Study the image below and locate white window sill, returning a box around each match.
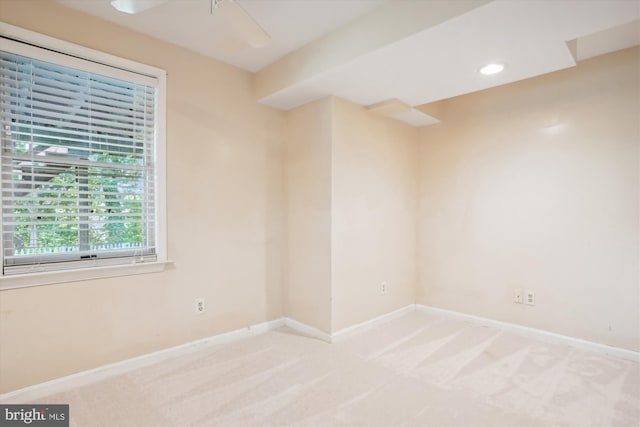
[0,261,173,291]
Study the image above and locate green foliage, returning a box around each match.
[12,152,146,255]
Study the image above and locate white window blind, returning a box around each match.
[0,42,159,275]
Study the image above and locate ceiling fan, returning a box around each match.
[110,0,271,48]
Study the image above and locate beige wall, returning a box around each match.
[0,0,286,393]
[284,98,333,333]
[331,98,417,331]
[284,97,417,333]
[417,47,640,351]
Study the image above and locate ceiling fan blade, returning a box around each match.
[215,0,271,49]
[110,0,168,14]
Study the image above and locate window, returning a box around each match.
[0,24,166,286]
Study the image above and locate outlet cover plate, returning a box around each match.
[514,289,523,304]
[195,298,206,314]
[525,290,535,306]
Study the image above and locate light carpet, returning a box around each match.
[13,311,640,426]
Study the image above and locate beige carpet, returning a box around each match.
[16,311,640,426]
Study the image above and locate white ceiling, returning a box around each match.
[57,0,387,72]
[58,0,640,127]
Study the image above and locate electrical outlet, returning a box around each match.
[525,290,535,306]
[514,288,523,304]
[195,298,205,314]
[380,281,388,295]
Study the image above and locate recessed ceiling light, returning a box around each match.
[479,63,505,75]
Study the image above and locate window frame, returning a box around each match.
[0,22,168,290]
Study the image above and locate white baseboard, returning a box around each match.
[282,305,417,343]
[331,304,416,341]
[416,304,639,362]
[0,317,285,403]
[3,305,637,402]
[283,317,332,343]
